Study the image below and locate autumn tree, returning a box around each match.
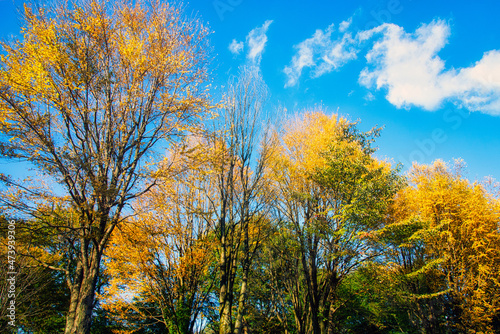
[101,141,218,334]
[268,111,401,334]
[99,67,272,334]
[330,260,451,333]
[384,160,500,333]
[199,68,274,334]
[0,0,211,333]
[376,183,453,333]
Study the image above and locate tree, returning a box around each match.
[242,223,299,334]
[385,160,500,333]
[267,111,401,334]
[212,68,274,334]
[0,0,211,332]
[331,262,452,334]
[101,142,218,334]
[376,183,453,333]
[179,67,273,334]
[101,67,272,334]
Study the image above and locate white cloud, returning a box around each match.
[359,20,451,110]
[246,20,273,65]
[453,50,500,114]
[283,16,500,114]
[284,24,358,87]
[229,39,244,55]
[359,20,500,114]
[229,21,273,66]
[339,17,352,33]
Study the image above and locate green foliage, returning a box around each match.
[333,263,456,334]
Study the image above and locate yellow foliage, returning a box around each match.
[271,111,346,179]
[392,160,500,332]
[0,0,212,167]
[102,142,219,326]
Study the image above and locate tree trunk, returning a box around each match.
[301,237,321,334]
[326,276,340,334]
[64,249,101,334]
[233,266,248,334]
[325,297,337,334]
[219,239,232,334]
[234,220,250,334]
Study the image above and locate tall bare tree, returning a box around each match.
[206,67,274,334]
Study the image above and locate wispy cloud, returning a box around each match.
[228,20,273,66]
[339,18,352,33]
[284,17,500,114]
[364,92,375,102]
[247,20,273,65]
[284,24,358,87]
[359,20,500,114]
[229,39,244,55]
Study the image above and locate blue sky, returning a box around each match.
[1,0,500,182]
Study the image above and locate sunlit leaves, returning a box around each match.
[102,141,218,333]
[386,160,500,332]
[266,110,401,333]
